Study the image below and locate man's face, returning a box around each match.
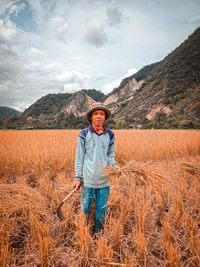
[91,109,106,126]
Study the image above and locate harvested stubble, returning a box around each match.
[0,184,53,266]
[105,160,200,267]
[0,129,200,266]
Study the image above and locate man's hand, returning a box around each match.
[72,180,81,191]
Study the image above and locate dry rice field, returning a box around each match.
[0,129,200,267]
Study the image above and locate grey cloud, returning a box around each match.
[0,44,19,82]
[0,22,86,111]
[92,74,104,81]
[0,43,18,58]
[0,0,15,15]
[1,0,199,111]
[0,67,64,111]
[191,18,200,26]
[84,26,108,47]
[106,7,123,27]
[0,36,63,110]
[0,18,89,111]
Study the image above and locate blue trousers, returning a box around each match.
[81,187,110,233]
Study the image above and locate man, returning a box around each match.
[73,102,118,234]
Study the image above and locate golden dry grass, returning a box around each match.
[0,129,200,266]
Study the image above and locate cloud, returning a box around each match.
[27,0,50,28]
[30,47,43,55]
[0,57,65,111]
[104,68,137,93]
[0,43,17,58]
[0,7,91,111]
[0,0,15,15]
[48,16,68,42]
[57,70,90,92]
[24,61,63,75]
[0,19,18,42]
[104,79,121,94]
[8,2,26,17]
[57,70,90,82]
[1,0,200,112]
[63,83,83,93]
[84,25,108,47]
[92,73,104,81]
[0,20,67,110]
[126,68,138,76]
[106,7,123,27]
[191,17,200,26]
[0,18,23,82]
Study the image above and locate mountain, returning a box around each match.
[81,89,106,102]
[5,90,104,129]
[2,28,200,129]
[104,62,160,106]
[0,106,20,117]
[20,93,72,119]
[0,106,21,128]
[109,27,200,129]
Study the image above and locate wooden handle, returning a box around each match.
[62,187,77,203]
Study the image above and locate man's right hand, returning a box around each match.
[72,180,81,191]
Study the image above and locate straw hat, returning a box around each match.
[86,102,111,122]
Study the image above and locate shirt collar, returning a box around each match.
[89,125,108,135]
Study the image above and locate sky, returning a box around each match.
[0,0,200,111]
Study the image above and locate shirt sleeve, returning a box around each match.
[107,135,117,166]
[75,134,85,181]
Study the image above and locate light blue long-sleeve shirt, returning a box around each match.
[75,126,117,188]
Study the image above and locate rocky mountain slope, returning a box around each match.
[1,28,200,129]
[109,27,200,129]
[4,90,105,129]
[1,61,162,129]
[104,62,160,106]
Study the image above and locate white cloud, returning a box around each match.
[127,68,138,76]
[56,70,91,93]
[46,62,64,71]
[30,47,43,55]
[0,12,92,111]
[104,68,138,93]
[0,0,15,15]
[1,0,200,112]
[63,83,83,93]
[48,16,68,42]
[104,78,121,93]
[0,19,18,42]
[8,2,26,16]
[57,70,90,84]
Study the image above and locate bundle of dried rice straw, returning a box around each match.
[180,162,200,176]
[0,184,47,216]
[104,160,169,189]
